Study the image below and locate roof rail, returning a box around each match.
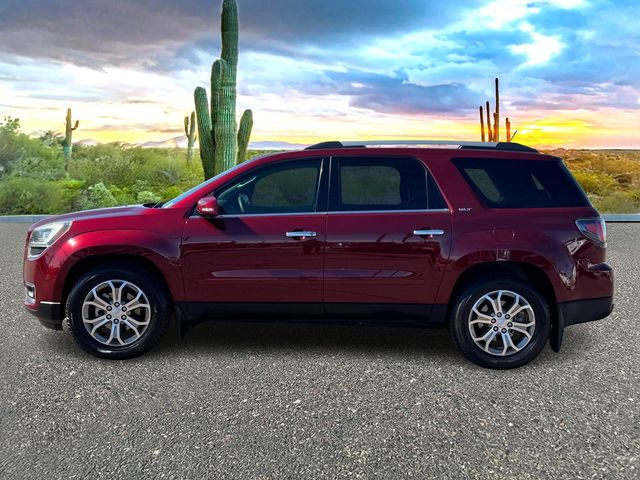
[305,140,538,153]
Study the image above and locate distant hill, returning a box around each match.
[140,136,187,149]
[76,139,99,146]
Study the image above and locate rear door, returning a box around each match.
[324,155,452,313]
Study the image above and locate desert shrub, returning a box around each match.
[104,185,136,206]
[137,190,162,204]
[56,179,85,212]
[158,185,184,202]
[0,117,66,180]
[75,182,118,211]
[572,171,618,196]
[69,145,204,191]
[0,176,62,214]
[10,152,66,181]
[589,155,640,182]
[69,144,133,187]
[594,191,640,213]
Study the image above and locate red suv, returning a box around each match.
[23,141,613,368]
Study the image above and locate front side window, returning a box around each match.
[215,159,322,215]
[332,156,445,211]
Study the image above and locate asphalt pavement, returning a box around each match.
[0,223,638,479]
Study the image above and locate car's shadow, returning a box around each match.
[152,319,461,360]
[151,318,598,365]
[38,316,596,366]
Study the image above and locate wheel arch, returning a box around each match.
[60,254,174,310]
[447,261,557,324]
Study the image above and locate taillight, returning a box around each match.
[576,218,607,247]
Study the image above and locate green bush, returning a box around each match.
[57,179,85,211]
[594,191,640,214]
[0,177,62,214]
[5,122,637,216]
[573,171,618,196]
[10,152,66,181]
[137,190,162,204]
[75,182,118,211]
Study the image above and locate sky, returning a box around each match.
[0,0,639,148]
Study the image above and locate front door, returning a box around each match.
[324,155,452,315]
[181,157,327,317]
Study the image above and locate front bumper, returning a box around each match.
[550,296,613,352]
[24,302,63,330]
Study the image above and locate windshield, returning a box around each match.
[162,162,247,208]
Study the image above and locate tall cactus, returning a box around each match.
[485,101,493,142]
[194,0,253,179]
[63,108,79,169]
[237,109,253,163]
[184,111,197,164]
[478,78,513,142]
[494,78,500,142]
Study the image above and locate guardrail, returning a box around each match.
[0,215,53,223]
[602,214,640,222]
[1,213,640,223]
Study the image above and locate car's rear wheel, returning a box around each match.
[66,263,170,359]
[449,278,550,369]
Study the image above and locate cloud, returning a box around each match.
[0,0,475,67]
[0,0,639,144]
[308,70,479,115]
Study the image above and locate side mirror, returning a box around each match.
[196,196,220,217]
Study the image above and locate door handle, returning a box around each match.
[413,229,445,237]
[286,231,317,238]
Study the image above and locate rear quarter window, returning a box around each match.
[453,158,590,208]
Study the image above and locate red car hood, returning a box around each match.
[29,205,148,230]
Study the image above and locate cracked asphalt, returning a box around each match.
[0,222,638,479]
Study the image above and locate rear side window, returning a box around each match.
[341,165,402,206]
[332,156,446,211]
[453,158,590,208]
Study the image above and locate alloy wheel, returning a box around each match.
[81,279,151,347]
[467,289,536,356]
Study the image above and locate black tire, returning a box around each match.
[65,263,170,359]
[449,277,550,369]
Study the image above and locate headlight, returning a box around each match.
[28,221,72,259]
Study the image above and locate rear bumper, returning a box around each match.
[559,296,613,327]
[24,302,63,330]
[550,296,613,352]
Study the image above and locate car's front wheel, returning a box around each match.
[449,278,550,369]
[66,263,170,359]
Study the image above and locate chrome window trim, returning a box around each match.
[189,208,450,219]
[192,211,326,219]
[328,208,450,215]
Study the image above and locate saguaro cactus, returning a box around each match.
[485,101,493,142]
[237,109,253,163]
[194,0,253,179]
[478,78,513,142]
[63,108,79,168]
[494,78,500,142]
[184,112,197,164]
